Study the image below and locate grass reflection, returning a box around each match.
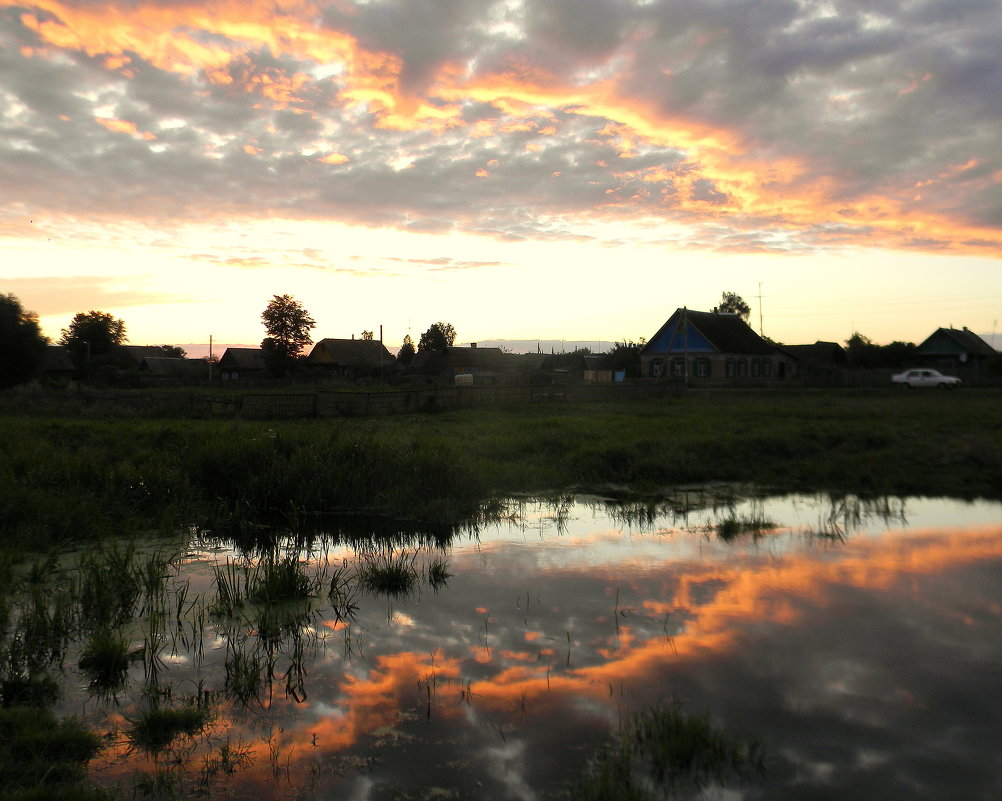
[581,701,765,800]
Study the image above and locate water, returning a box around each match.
[38,491,1002,798]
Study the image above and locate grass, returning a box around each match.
[715,514,777,542]
[357,550,419,597]
[127,698,212,753]
[2,389,1001,550]
[579,701,764,800]
[0,706,108,801]
[78,626,130,691]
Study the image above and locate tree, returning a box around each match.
[260,294,316,375]
[417,322,457,352]
[153,345,187,358]
[360,330,374,341]
[59,310,127,362]
[606,338,646,378]
[397,334,416,365]
[712,291,751,321]
[0,293,49,389]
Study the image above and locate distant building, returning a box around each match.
[916,327,996,370]
[640,308,795,384]
[308,338,394,378]
[218,347,266,381]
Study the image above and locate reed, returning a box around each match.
[579,701,764,800]
[357,550,419,597]
[127,697,212,753]
[78,626,130,691]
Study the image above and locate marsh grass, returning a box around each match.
[580,702,764,800]
[427,557,452,590]
[0,705,107,801]
[127,696,212,754]
[714,515,777,542]
[357,550,419,597]
[4,392,1002,548]
[78,626,130,691]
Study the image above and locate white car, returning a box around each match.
[891,368,961,389]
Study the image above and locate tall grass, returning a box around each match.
[579,701,764,800]
[2,390,1002,548]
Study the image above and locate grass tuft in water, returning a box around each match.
[357,550,419,597]
[127,697,212,754]
[0,705,107,800]
[249,553,313,605]
[78,626,130,691]
[715,515,776,542]
[427,557,453,590]
[579,701,764,800]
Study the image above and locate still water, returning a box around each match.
[57,490,1002,799]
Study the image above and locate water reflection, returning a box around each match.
[17,493,1001,799]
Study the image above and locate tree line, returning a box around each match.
[0,289,932,389]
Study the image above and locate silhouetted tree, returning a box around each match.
[261,294,316,375]
[59,310,127,363]
[397,334,416,365]
[153,345,187,358]
[845,332,916,368]
[606,338,646,377]
[417,322,457,352]
[0,293,49,389]
[712,291,751,321]
[360,330,374,341]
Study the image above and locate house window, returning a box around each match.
[650,359,663,378]
[694,358,711,377]
[751,359,761,377]
[737,359,748,377]
[671,358,686,377]
[725,359,735,378]
[763,359,773,377]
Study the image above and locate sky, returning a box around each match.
[2,0,1001,355]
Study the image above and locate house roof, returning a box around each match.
[917,327,996,358]
[308,338,394,368]
[219,347,266,370]
[443,345,510,370]
[642,309,775,356]
[782,341,848,364]
[139,357,208,377]
[113,345,174,367]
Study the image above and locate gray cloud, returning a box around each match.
[1,0,999,255]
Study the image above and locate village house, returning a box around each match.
[916,327,996,370]
[640,308,796,385]
[218,347,266,381]
[308,337,394,378]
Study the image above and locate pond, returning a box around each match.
[13,489,1002,799]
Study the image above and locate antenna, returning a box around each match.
[755,282,765,336]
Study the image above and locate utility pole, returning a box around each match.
[755,282,765,336]
[208,334,213,381]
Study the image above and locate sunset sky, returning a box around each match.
[2,0,1001,354]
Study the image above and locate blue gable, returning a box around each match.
[647,313,718,354]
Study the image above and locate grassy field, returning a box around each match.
[2,388,1000,549]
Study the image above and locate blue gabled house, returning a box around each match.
[640,308,795,384]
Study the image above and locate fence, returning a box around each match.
[240,381,686,418]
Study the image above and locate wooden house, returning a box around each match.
[218,347,266,381]
[916,327,996,370]
[139,357,209,383]
[640,308,795,385]
[308,338,394,378]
